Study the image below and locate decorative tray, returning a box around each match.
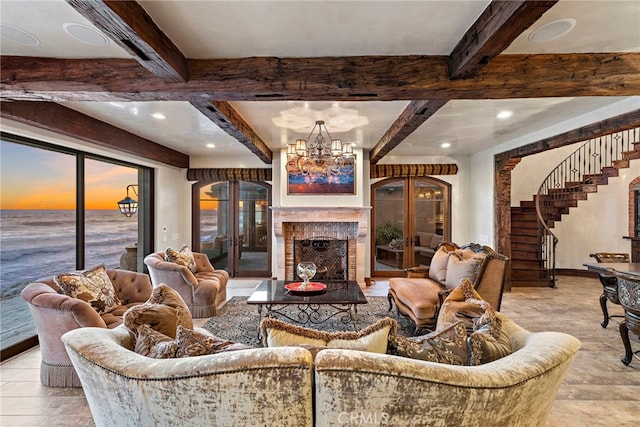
[285,282,327,294]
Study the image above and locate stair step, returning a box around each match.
[511,235,539,244]
[612,159,630,168]
[511,260,544,269]
[601,166,620,178]
[511,249,543,259]
[519,200,536,208]
[512,223,537,231]
[511,268,549,280]
[623,149,640,160]
[583,174,608,185]
[511,278,554,287]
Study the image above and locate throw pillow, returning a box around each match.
[135,325,252,359]
[389,321,468,365]
[428,246,452,283]
[55,264,121,314]
[260,317,398,354]
[444,253,483,289]
[416,232,433,247]
[468,310,512,365]
[165,244,197,273]
[134,324,178,358]
[430,233,444,249]
[147,284,194,331]
[436,278,489,333]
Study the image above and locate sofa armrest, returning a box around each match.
[144,255,198,287]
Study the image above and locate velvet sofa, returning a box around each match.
[21,268,152,387]
[61,314,580,426]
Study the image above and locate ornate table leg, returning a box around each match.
[620,320,633,366]
[600,293,610,328]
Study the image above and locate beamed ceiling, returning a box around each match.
[1,0,639,169]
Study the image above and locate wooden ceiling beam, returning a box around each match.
[2,53,638,101]
[66,0,188,82]
[0,101,189,168]
[449,0,558,79]
[190,100,273,164]
[496,109,640,164]
[369,100,448,164]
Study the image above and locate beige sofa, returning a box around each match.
[62,314,580,427]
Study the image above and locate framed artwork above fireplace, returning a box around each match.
[287,157,356,195]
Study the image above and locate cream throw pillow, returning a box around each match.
[429,246,452,282]
[444,253,483,289]
[260,317,397,354]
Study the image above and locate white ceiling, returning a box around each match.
[1,0,639,159]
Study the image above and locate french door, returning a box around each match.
[371,177,451,277]
[194,181,271,278]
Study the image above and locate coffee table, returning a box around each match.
[247,280,368,331]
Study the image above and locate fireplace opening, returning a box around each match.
[294,238,348,281]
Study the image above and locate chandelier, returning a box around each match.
[286,120,354,176]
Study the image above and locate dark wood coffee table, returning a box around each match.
[247,280,368,331]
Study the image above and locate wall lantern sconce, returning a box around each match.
[117,184,138,217]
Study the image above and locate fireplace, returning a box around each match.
[272,207,370,286]
[294,238,348,281]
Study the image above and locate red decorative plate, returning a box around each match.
[285,282,327,293]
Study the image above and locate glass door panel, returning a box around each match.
[199,182,230,271]
[372,179,406,276]
[411,179,449,268]
[236,182,270,276]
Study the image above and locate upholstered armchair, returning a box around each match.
[21,269,152,387]
[388,242,509,333]
[144,251,228,318]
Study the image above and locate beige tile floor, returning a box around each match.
[1,276,638,426]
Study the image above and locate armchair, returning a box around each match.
[20,268,152,387]
[144,251,228,318]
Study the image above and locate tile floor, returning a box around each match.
[1,276,638,426]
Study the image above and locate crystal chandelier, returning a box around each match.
[286,120,354,176]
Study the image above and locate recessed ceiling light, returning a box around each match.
[206,143,215,149]
[151,112,166,120]
[528,18,576,43]
[497,110,513,120]
[440,142,451,148]
[62,23,109,46]
[0,24,40,46]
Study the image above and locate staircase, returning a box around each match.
[510,127,640,287]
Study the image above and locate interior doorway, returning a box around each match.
[371,177,451,277]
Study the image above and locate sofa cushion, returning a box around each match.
[260,317,397,354]
[416,232,434,247]
[428,246,452,282]
[389,321,468,365]
[55,264,122,314]
[430,233,444,249]
[165,244,197,273]
[123,285,193,339]
[444,253,483,289]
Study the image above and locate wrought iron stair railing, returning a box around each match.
[535,127,640,286]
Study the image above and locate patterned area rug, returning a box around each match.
[202,296,416,347]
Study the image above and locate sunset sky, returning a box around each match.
[1,140,138,210]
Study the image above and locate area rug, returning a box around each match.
[202,296,416,347]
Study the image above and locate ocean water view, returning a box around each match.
[1,209,138,297]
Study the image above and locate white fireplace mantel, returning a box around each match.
[271,207,371,286]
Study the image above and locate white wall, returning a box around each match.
[469,97,640,253]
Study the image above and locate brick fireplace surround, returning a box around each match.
[271,207,370,286]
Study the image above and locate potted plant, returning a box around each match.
[375,221,403,246]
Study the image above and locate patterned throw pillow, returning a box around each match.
[55,264,121,314]
[389,321,468,365]
[134,325,251,359]
[123,284,193,339]
[260,317,398,354]
[165,244,197,273]
[468,310,512,365]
